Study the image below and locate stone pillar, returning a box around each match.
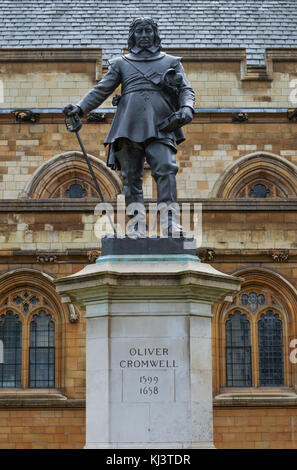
[55,253,241,449]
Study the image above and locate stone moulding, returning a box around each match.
[55,257,243,309]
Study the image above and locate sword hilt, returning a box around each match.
[63,105,83,132]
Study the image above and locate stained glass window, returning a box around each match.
[258,310,284,386]
[0,311,22,387]
[29,310,55,388]
[226,310,252,387]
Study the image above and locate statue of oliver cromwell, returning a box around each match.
[64,17,195,237]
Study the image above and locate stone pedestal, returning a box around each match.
[55,253,241,449]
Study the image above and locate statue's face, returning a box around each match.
[133,22,155,49]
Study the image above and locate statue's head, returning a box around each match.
[128,17,161,52]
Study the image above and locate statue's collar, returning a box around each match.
[124,51,166,62]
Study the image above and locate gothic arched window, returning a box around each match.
[29,310,55,388]
[0,285,59,389]
[0,311,22,387]
[226,311,252,387]
[258,310,284,386]
[215,273,290,392]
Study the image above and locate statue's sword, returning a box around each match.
[63,110,117,236]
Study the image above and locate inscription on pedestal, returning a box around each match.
[112,343,180,404]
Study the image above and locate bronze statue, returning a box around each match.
[64,17,195,237]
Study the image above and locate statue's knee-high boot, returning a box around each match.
[116,142,146,237]
[145,141,185,237]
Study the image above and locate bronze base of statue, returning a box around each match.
[101,235,196,256]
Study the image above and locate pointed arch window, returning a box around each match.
[29,310,55,388]
[258,310,284,386]
[0,286,59,389]
[219,283,289,390]
[0,311,22,387]
[226,311,252,387]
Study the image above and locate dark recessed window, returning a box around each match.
[250,184,270,198]
[0,311,22,388]
[258,310,284,386]
[65,183,87,198]
[226,310,252,387]
[29,310,55,388]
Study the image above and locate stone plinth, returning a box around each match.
[55,253,242,449]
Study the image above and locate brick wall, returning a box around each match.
[214,407,297,449]
[2,406,297,449]
[1,60,296,110]
[0,408,85,449]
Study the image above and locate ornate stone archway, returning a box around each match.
[211,152,297,198]
[20,151,123,199]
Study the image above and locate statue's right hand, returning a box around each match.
[62,104,83,117]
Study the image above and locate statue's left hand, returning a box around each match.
[177,106,194,126]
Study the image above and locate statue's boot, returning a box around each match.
[146,141,186,237]
[115,139,146,238]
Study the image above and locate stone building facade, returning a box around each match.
[0,0,297,449]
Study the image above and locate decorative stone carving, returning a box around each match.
[241,292,265,313]
[86,112,106,123]
[232,112,248,122]
[197,248,215,262]
[271,251,289,262]
[68,303,80,323]
[12,109,40,123]
[87,250,101,263]
[37,254,57,263]
[287,108,297,121]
